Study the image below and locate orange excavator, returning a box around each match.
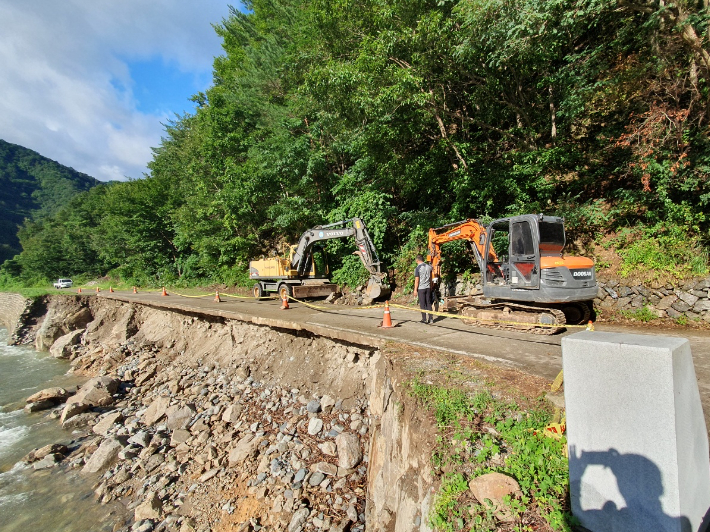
[427,214,596,333]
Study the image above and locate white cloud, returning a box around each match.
[0,0,232,181]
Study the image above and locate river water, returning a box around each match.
[0,327,123,531]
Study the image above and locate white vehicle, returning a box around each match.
[53,278,73,289]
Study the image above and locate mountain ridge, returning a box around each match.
[0,138,99,263]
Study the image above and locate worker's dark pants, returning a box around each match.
[418,288,432,322]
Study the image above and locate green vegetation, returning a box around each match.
[3,0,710,289]
[0,139,99,265]
[408,380,572,531]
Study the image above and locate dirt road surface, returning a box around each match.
[91,289,710,433]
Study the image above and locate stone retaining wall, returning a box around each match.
[0,292,32,340]
[446,274,710,323]
[595,277,710,322]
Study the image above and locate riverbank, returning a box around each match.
[1,293,567,531]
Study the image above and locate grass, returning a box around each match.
[407,380,574,532]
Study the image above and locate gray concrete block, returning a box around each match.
[562,331,710,532]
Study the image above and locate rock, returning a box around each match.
[666,307,683,319]
[24,443,68,463]
[656,294,678,310]
[25,400,55,413]
[308,418,323,436]
[693,300,710,313]
[143,395,171,426]
[671,300,692,313]
[309,471,325,486]
[170,429,191,446]
[62,412,99,429]
[335,433,362,469]
[64,307,93,330]
[128,430,152,448]
[469,472,523,522]
[26,387,71,404]
[134,366,157,386]
[134,492,162,521]
[166,404,195,430]
[60,400,90,424]
[320,395,336,413]
[35,310,65,351]
[72,376,119,408]
[346,505,358,522]
[306,399,322,413]
[314,462,338,476]
[199,468,220,482]
[49,329,84,359]
[82,437,124,474]
[93,411,124,436]
[318,442,337,456]
[221,404,243,424]
[33,453,62,469]
[228,434,260,466]
[288,507,310,532]
[677,291,699,307]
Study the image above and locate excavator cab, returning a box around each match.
[484,215,542,290]
[482,214,596,307]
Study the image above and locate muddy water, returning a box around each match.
[0,328,122,531]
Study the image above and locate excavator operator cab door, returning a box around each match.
[483,215,540,295]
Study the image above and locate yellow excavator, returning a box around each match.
[428,214,597,333]
[250,218,389,300]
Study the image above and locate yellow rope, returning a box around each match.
[112,286,595,330]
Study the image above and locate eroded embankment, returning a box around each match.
[8,295,442,532]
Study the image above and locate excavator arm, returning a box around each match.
[291,218,388,298]
[427,219,498,284]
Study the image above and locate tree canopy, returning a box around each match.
[4,0,710,286]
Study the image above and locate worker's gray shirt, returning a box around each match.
[414,262,432,290]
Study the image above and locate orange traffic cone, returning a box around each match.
[214,290,221,302]
[77,287,82,294]
[133,286,137,294]
[280,292,290,310]
[162,286,168,296]
[586,320,594,331]
[109,286,114,293]
[96,287,100,293]
[379,301,394,328]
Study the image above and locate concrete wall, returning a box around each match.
[0,292,32,338]
[563,331,710,532]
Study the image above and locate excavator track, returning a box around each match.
[457,301,567,335]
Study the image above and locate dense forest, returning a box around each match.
[3,0,710,289]
[0,139,99,266]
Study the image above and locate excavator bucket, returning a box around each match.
[365,277,390,300]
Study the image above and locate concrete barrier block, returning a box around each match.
[562,331,710,532]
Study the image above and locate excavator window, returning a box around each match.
[539,221,565,253]
[487,226,510,284]
[511,221,534,256]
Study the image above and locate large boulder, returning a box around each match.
[63,307,93,330]
[82,437,124,474]
[35,309,65,352]
[469,472,523,522]
[335,432,362,469]
[26,387,71,404]
[49,329,84,359]
[143,395,171,426]
[166,404,195,430]
[228,434,261,466]
[93,411,124,436]
[59,376,119,423]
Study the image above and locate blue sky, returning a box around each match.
[0,1,237,181]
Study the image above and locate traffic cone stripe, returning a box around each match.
[214,290,221,302]
[162,287,168,296]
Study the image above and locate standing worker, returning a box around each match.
[413,254,433,324]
